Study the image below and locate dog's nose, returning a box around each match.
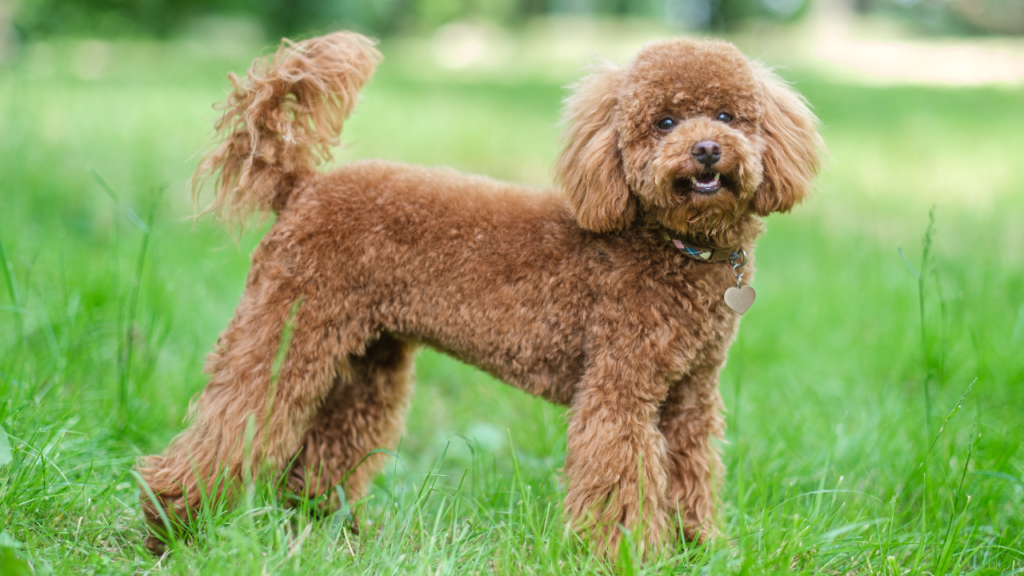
[691,140,722,168]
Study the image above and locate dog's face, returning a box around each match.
[556,39,823,240]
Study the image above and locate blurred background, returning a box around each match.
[1,0,1022,572]
[6,0,1024,38]
[3,0,1024,81]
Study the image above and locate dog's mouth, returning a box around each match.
[673,172,722,195]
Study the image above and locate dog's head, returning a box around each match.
[556,39,824,239]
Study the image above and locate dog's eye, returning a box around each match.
[716,112,734,123]
[656,117,676,131]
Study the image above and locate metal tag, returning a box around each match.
[724,285,756,315]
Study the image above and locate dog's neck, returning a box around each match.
[638,212,764,254]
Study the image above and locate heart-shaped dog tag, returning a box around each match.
[724,285,756,315]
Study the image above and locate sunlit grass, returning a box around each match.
[0,37,1022,574]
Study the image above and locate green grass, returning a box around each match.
[1,36,1023,575]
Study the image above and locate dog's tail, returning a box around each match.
[192,32,381,222]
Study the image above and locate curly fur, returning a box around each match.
[139,31,824,556]
[192,32,381,221]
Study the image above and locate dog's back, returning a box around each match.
[269,159,592,403]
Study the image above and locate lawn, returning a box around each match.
[0,35,1022,575]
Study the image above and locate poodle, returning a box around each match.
[138,30,823,555]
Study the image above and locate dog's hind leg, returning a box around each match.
[285,333,416,513]
[136,260,352,550]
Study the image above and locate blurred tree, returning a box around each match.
[858,0,1023,34]
[666,0,808,29]
[259,0,407,37]
[949,0,1024,34]
[12,0,243,38]
[1,0,15,61]
[10,0,815,39]
[719,0,808,27]
[519,0,550,16]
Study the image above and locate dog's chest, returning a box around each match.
[654,264,741,379]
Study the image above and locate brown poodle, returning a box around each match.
[138,31,823,554]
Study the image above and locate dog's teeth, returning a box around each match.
[714,173,720,182]
[691,177,698,185]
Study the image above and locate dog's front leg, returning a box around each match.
[563,363,671,556]
[659,361,725,543]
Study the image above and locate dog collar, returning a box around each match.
[661,230,756,314]
[660,231,741,263]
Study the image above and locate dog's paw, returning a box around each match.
[566,484,670,558]
[144,535,168,556]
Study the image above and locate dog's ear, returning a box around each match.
[555,64,636,233]
[753,65,825,216]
